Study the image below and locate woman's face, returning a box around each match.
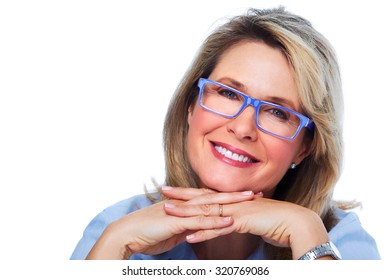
[186,40,311,197]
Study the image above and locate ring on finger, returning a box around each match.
[219,204,223,217]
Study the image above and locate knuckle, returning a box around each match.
[200,188,214,195]
[200,204,212,216]
[195,215,207,225]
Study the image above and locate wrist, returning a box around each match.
[288,209,330,260]
[87,222,132,260]
[298,241,341,260]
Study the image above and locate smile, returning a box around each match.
[214,145,255,163]
[210,141,260,168]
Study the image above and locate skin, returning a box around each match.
[86,41,331,260]
[187,40,310,197]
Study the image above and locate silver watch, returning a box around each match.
[298,241,341,260]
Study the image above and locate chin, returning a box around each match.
[207,186,242,193]
[202,178,249,193]
[203,178,274,196]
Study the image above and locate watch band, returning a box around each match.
[298,241,341,260]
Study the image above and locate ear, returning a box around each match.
[187,105,194,126]
[294,136,313,165]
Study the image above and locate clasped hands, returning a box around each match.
[86,186,329,260]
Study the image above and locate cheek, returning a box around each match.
[188,105,207,133]
[187,105,225,172]
[187,106,204,153]
[187,104,224,139]
[261,136,297,169]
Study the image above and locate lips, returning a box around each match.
[211,141,259,167]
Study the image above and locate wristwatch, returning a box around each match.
[298,241,342,260]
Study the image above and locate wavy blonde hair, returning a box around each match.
[163,7,344,259]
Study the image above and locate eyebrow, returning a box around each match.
[215,76,299,112]
[216,77,248,92]
[265,96,299,112]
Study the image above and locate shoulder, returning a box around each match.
[87,193,158,228]
[70,193,160,260]
[329,208,381,260]
[100,193,158,221]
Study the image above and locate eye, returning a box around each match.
[269,108,288,119]
[217,88,239,100]
[262,106,290,122]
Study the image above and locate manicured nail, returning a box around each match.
[223,217,232,222]
[164,202,176,209]
[255,192,264,197]
[241,191,253,196]
[161,186,173,191]
[186,234,195,240]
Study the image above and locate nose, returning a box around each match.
[226,106,258,142]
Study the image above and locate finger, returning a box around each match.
[165,202,223,217]
[186,226,235,243]
[254,192,264,198]
[186,191,254,205]
[162,187,255,205]
[161,186,216,200]
[173,215,234,235]
[161,186,255,207]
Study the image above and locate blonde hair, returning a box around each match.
[163,7,344,258]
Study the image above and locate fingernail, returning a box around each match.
[164,202,176,209]
[223,217,232,222]
[186,234,195,240]
[241,191,253,196]
[161,186,173,191]
[255,192,264,197]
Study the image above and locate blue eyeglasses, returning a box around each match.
[197,78,315,140]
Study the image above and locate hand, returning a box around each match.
[163,187,330,259]
[86,188,254,259]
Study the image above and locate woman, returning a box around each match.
[70,7,380,260]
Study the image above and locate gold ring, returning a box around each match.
[219,204,223,217]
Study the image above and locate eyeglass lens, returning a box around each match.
[200,82,301,138]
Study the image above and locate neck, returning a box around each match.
[191,233,262,260]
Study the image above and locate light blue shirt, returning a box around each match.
[70,194,381,260]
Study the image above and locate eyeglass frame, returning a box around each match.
[197,78,315,140]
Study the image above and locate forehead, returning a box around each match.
[208,41,300,110]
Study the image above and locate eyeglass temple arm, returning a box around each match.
[306,119,315,132]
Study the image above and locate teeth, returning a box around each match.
[214,145,254,163]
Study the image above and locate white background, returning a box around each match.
[0,0,389,273]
